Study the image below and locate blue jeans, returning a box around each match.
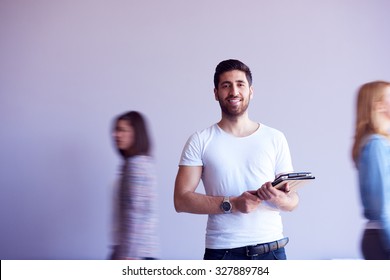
[203,247,287,260]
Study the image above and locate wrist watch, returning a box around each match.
[220,196,232,214]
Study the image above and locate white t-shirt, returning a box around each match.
[179,123,293,249]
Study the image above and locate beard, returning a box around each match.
[217,97,250,118]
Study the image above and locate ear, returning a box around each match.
[214,88,219,101]
[249,86,254,99]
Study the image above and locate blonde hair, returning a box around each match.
[352,81,390,165]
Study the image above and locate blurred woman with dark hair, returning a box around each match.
[110,111,160,260]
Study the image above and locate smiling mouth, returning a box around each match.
[227,98,241,104]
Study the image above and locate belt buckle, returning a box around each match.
[246,246,258,257]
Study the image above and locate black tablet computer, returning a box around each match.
[272,172,315,191]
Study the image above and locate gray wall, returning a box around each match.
[1,0,390,260]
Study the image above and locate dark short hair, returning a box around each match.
[113,111,151,158]
[213,59,252,88]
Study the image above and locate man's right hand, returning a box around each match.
[231,191,262,213]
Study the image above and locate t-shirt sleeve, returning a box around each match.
[179,132,203,166]
[274,132,293,175]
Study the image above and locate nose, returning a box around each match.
[113,130,120,139]
[231,85,240,96]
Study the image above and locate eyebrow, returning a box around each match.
[219,80,247,86]
[220,80,247,85]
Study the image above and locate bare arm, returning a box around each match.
[174,165,261,214]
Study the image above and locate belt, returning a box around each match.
[230,237,289,257]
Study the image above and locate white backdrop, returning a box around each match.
[1,0,390,260]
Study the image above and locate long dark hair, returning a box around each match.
[113,111,151,158]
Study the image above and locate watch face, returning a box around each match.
[222,201,231,211]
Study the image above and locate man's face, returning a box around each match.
[214,70,253,118]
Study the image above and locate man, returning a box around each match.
[174,59,298,260]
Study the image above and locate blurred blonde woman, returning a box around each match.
[352,81,390,260]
